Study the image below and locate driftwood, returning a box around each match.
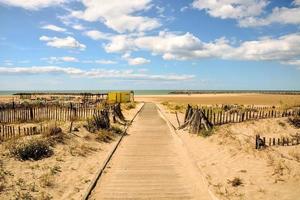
[111,103,127,125]
[85,109,110,133]
[84,103,128,133]
[179,105,213,133]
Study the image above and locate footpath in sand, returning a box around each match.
[89,103,211,200]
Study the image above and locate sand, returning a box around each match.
[0,103,142,200]
[136,93,300,106]
[158,103,300,200]
[2,93,300,106]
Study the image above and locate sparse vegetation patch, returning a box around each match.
[8,138,53,161]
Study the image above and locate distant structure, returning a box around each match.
[107,91,134,103]
[14,91,135,104]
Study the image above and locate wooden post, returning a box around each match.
[175,111,181,127]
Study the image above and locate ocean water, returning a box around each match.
[0,90,300,96]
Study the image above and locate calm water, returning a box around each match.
[1,90,300,96]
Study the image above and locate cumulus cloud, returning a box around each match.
[41,24,66,32]
[192,0,300,27]
[192,0,268,19]
[104,31,231,60]
[84,30,111,40]
[0,66,194,81]
[103,31,300,67]
[39,36,86,50]
[69,0,161,33]
[225,33,300,61]
[239,3,300,27]
[42,56,79,63]
[0,0,66,10]
[122,53,150,66]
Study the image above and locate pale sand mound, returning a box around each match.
[159,103,300,200]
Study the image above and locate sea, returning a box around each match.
[0,90,300,96]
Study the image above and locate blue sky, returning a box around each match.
[0,0,300,90]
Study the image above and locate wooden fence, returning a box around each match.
[0,124,49,141]
[200,108,300,125]
[0,106,99,123]
[180,105,300,134]
[0,101,101,109]
[255,134,300,149]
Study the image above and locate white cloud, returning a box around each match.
[39,36,86,50]
[127,57,150,66]
[225,33,300,61]
[239,4,300,27]
[42,56,79,63]
[84,30,111,40]
[294,0,300,6]
[0,0,66,10]
[192,0,268,19]
[192,0,300,27]
[72,24,85,30]
[104,35,135,53]
[104,31,300,67]
[122,53,150,66]
[0,66,194,81]
[69,0,161,33]
[41,24,66,32]
[94,59,117,64]
[281,60,300,69]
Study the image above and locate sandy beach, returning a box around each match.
[135,93,300,106]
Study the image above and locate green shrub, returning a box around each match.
[9,138,53,161]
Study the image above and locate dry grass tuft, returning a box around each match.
[278,121,286,127]
[42,125,65,144]
[288,116,300,128]
[288,149,300,162]
[96,130,115,143]
[39,172,55,188]
[68,143,98,157]
[122,102,136,110]
[161,101,186,113]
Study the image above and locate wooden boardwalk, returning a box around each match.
[89,103,211,200]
